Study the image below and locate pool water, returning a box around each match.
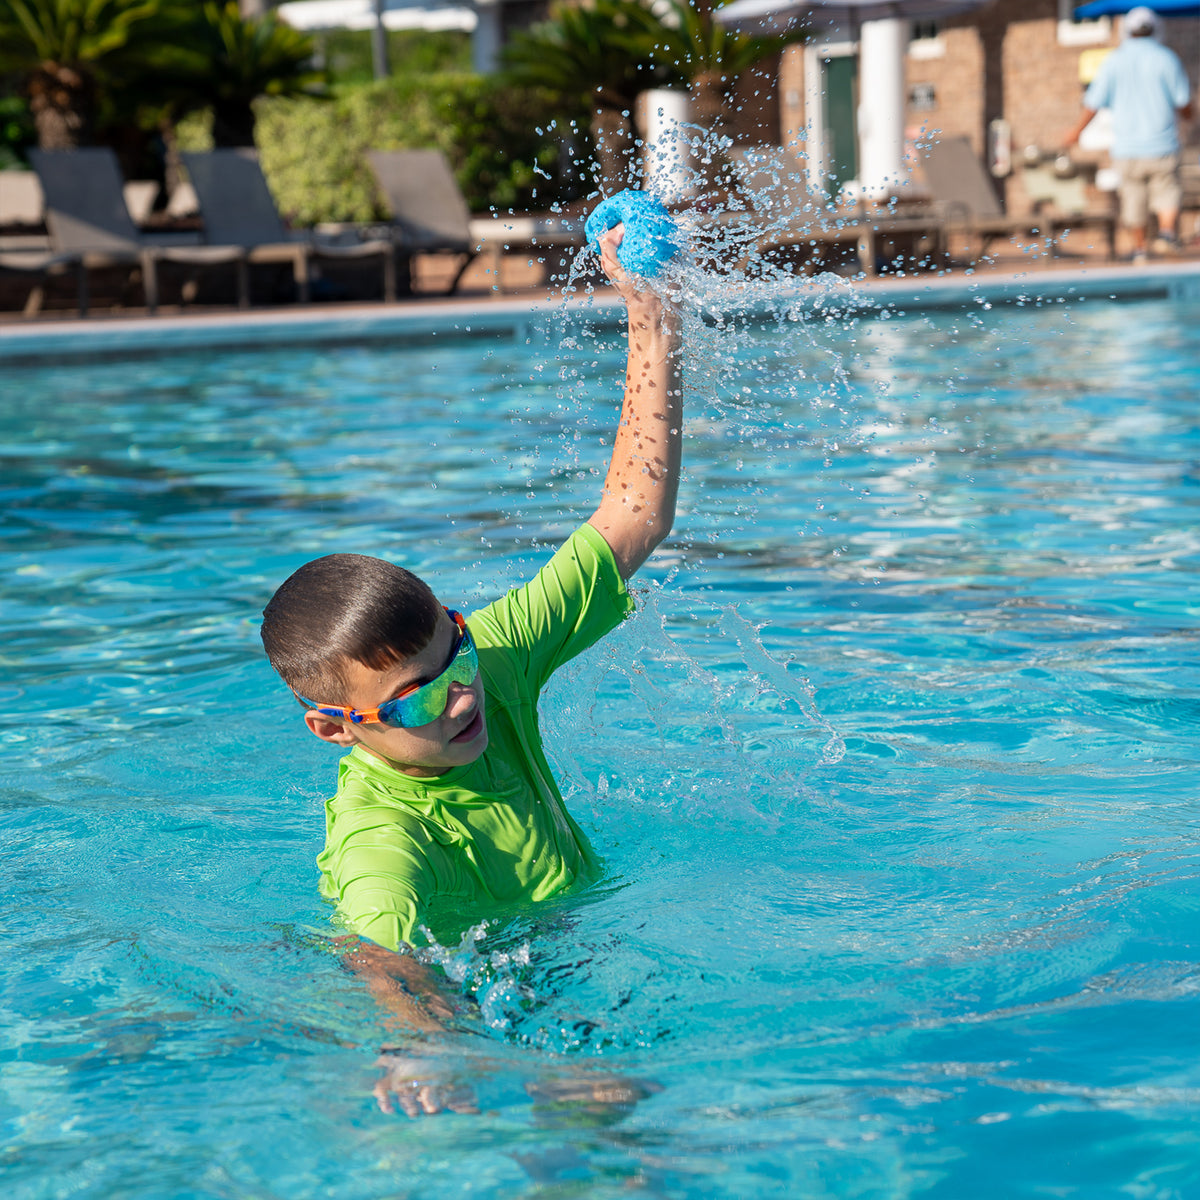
[3,293,1200,1198]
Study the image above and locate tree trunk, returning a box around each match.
[160,115,185,198]
[688,70,729,197]
[689,70,727,142]
[27,63,94,150]
[590,106,637,196]
[211,102,257,148]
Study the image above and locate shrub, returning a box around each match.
[242,73,589,226]
[0,93,35,168]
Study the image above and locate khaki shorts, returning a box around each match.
[1117,153,1182,228]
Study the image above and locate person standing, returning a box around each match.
[1064,6,1193,262]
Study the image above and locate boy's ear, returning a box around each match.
[304,710,359,747]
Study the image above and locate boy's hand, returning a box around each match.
[340,938,458,1033]
[597,224,676,333]
[373,1052,480,1118]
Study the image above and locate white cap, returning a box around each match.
[1124,6,1159,36]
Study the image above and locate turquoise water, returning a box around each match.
[3,293,1200,1198]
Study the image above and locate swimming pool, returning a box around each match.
[3,289,1200,1198]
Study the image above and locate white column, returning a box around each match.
[802,42,828,195]
[643,88,692,202]
[856,17,908,199]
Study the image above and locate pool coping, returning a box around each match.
[2,258,1199,363]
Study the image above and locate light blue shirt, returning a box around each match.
[1085,38,1191,159]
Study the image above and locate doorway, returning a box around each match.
[824,54,859,196]
[802,40,859,199]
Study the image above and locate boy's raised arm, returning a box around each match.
[587,226,683,580]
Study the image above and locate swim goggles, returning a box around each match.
[297,609,478,728]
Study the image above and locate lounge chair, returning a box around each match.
[0,169,81,317]
[727,145,945,276]
[1,171,159,227]
[727,145,851,272]
[0,244,84,317]
[181,149,398,303]
[370,149,591,293]
[28,148,248,315]
[918,136,1116,260]
[367,149,480,294]
[466,212,585,292]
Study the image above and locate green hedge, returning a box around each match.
[0,94,35,169]
[187,74,591,225]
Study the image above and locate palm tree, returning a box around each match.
[501,0,804,196]
[187,2,325,148]
[0,0,192,149]
[655,0,806,139]
[501,0,678,194]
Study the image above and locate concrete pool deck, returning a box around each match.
[2,256,1200,364]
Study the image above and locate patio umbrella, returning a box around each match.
[277,0,477,77]
[1075,0,1200,16]
[276,0,474,34]
[714,0,991,36]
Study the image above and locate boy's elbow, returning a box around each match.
[647,506,675,551]
[588,505,674,579]
[626,506,676,577]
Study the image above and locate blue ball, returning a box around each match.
[585,190,682,278]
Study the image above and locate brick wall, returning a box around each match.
[727,58,783,146]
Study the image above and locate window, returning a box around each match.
[909,83,937,112]
[909,19,945,60]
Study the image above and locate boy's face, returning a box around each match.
[303,608,488,777]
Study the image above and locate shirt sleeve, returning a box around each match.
[471,523,635,694]
[321,813,434,950]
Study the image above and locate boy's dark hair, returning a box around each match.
[261,553,442,703]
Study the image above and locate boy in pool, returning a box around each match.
[260,230,681,1107]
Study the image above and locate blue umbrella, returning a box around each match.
[1075,0,1200,17]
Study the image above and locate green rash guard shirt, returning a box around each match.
[315,523,635,951]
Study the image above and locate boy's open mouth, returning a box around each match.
[451,710,484,744]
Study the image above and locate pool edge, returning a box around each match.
[2,261,1199,363]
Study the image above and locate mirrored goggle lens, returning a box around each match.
[376,630,478,728]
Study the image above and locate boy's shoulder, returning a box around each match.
[461,521,631,698]
[470,524,633,644]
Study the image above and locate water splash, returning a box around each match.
[532,130,897,824]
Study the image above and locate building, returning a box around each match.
[769,0,1200,216]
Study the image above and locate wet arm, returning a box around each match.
[340,939,479,1116]
[587,226,683,580]
[341,938,456,1036]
